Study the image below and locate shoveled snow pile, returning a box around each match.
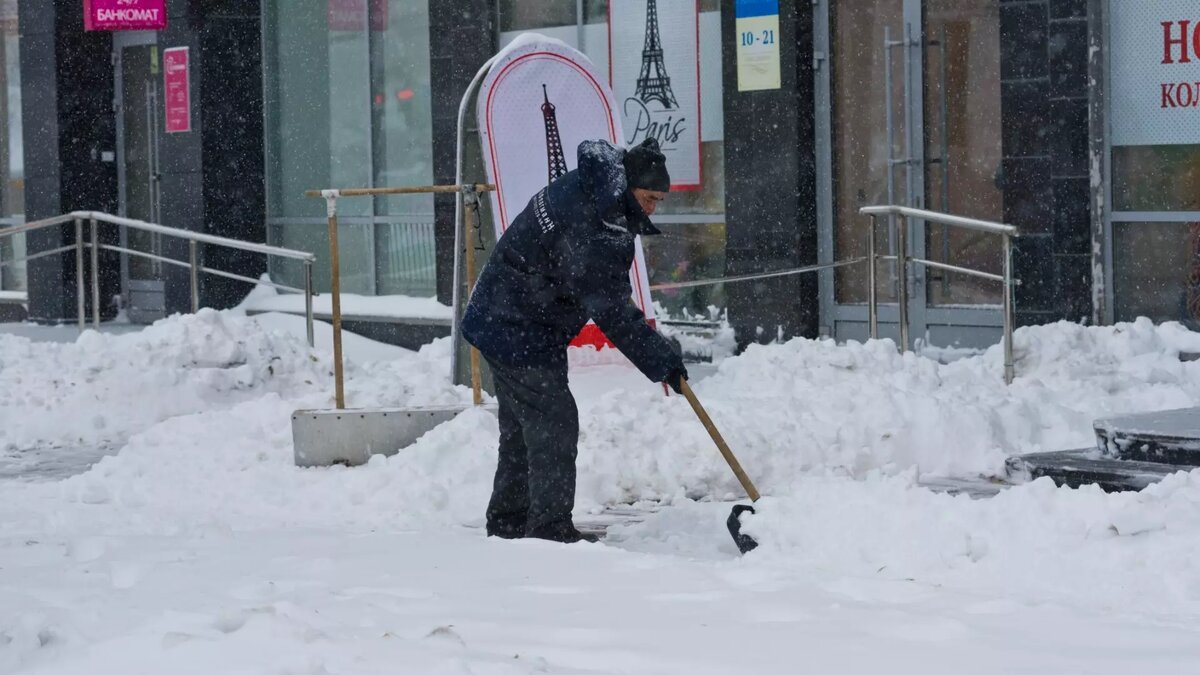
[577,316,1200,504]
[736,469,1200,614]
[4,313,1200,522]
[0,309,327,452]
[0,309,470,454]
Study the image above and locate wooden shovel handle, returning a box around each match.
[327,212,345,410]
[679,379,760,502]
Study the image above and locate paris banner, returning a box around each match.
[608,0,702,190]
[476,35,657,363]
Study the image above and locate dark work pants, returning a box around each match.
[484,356,580,537]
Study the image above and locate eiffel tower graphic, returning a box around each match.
[541,84,569,185]
[634,0,678,110]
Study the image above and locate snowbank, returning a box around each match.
[576,317,1200,504]
[242,291,452,322]
[5,314,1200,513]
[0,309,466,454]
[0,311,1198,544]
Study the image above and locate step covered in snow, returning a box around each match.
[1005,448,1197,492]
[1094,407,1200,465]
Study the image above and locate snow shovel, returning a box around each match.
[291,184,494,467]
[678,379,761,553]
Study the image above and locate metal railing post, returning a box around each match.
[89,217,100,328]
[2,213,318,331]
[1003,234,1015,384]
[896,215,909,353]
[74,218,85,331]
[188,240,199,313]
[304,259,314,349]
[868,214,878,340]
[860,204,1019,382]
[883,26,896,255]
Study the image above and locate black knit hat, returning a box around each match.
[623,138,671,192]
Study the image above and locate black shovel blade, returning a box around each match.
[727,504,758,554]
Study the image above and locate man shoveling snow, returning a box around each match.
[462,138,688,543]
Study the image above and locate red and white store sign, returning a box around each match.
[477,35,657,356]
[83,0,166,32]
[163,47,190,133]
[1111,0,1200,145]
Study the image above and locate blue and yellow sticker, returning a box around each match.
[735,0,781,91]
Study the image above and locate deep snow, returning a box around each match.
[5,310,1200,673]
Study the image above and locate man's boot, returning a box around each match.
[526,520,599,544]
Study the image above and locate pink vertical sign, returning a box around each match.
[163,47,190,133]
[83,0,167,31]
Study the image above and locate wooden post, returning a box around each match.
[304,184,497,408]
[463,186,483,406]
[324,191,346,410]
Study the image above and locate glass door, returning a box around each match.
[817,0,1006,349]
[115,33,165,323]
[920,0,1005,343]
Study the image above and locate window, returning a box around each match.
[1114,222,1200,327]
[263,0,434,297]
[1112,145,1200,212]
[0,0,22,294]
[497,0,727,318]
[1106,2,1200,325]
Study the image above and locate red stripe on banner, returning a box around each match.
[632,249,646,314]
[485,51,618,232]
[607,3,614,92]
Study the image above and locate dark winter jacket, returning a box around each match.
[462,140,682,383]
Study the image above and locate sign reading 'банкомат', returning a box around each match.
[83,0,166,32]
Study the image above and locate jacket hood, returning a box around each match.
[576,139,661,237]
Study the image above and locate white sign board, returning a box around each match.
[607,0,702,189]
[476,35,657,355]
[735,0,781,91]
[1111,1,1200,146]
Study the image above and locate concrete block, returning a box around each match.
[292,404,496,467]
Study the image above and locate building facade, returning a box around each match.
[0,0,1195,354]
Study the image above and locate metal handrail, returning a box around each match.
[860,205,1019,237]
[0,211,318,347]
[861,204,1018,384]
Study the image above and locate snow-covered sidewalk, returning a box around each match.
[7,521,1200,675]
[5,310,1200,673]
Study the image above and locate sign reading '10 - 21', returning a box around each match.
[1110,0,1200,146]
[735,0,781,91]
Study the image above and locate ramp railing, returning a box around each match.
[646,206,1020,384]
[0,211,318,347]
[860,205,1019,384]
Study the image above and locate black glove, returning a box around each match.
[664,365,689,395]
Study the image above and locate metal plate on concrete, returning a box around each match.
[292,404,497,467]
[1094,407,1200,464]
[1005,447,1197,492]
[917,475,1011,498]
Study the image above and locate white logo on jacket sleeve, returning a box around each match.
[533,190,555,234]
